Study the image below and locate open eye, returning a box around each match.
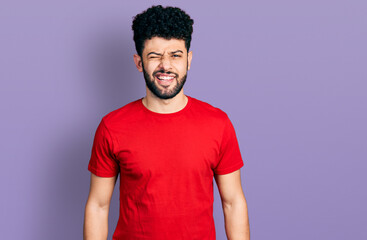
[172,54,181,58]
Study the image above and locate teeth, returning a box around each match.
[157,76,174,80]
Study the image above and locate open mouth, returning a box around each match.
[154,73,176,86]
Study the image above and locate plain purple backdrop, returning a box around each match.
[1,0,366,239]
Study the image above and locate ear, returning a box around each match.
[133,54,143,72]
[187,51,193,70]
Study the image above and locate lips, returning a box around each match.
[154,73,176,86]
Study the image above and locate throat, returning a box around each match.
[143,94,188,114]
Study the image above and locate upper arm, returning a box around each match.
[87,173,117,209]
[214,169,245,206]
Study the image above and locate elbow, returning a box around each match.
[85,197,111,212]
[222,195,247,211]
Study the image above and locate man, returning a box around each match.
[84,5,250,240]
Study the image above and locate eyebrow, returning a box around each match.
[146,50,184,56]
[170,50,183,54]
[147,52,162,56]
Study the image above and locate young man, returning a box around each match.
[84,5,250,240]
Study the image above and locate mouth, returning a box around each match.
[154,73,177,87]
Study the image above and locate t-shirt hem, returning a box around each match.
[214,161,244,175]
[88,165,118,177]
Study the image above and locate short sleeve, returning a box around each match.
[88,119,119,177]
[213,116,244,175]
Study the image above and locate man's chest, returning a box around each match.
[111,119,221,179]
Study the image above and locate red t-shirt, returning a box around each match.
[88,96,244,240]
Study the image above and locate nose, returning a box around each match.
[158,55,172,71]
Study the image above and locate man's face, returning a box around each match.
[134,37,192,99]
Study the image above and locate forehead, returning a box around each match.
[143,37,186,54]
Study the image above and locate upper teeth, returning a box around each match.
[158,76,174,80]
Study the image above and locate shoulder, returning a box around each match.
[189,96,229,121]
[101,98,143,127]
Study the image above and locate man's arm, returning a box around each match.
[215,169,250,240]
[84,173,117,240]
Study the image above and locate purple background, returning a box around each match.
[1,0,366,239]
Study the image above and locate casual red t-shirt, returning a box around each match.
[88,96,244,240]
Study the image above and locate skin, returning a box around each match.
[84,174,117,240]
[133,37,192,114]
[84,37,250,240]
[215,170,250,240]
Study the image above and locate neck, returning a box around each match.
[142,89,188,114]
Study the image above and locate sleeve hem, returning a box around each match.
[88,165,118,177]
[214,161,244,175]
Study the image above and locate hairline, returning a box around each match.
[138,37,190,57]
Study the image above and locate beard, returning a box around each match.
[143,65,187,100]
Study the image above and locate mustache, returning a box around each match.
[153,70,178,78]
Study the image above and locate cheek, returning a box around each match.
[171,59,186,69]
[144,63,159,74]
[176,62,188,73]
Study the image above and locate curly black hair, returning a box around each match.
[132,5,194,56]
